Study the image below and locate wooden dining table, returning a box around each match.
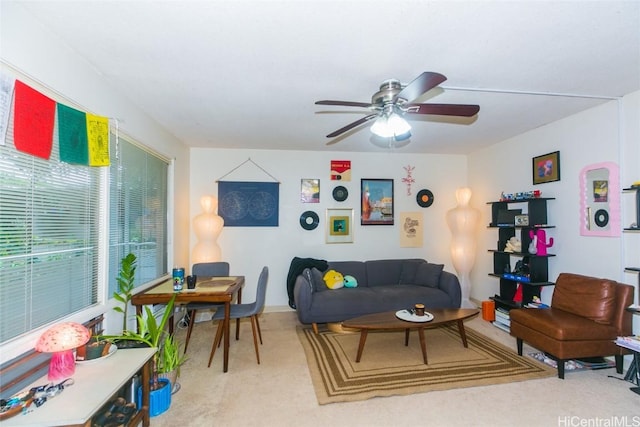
[131,276,245,372]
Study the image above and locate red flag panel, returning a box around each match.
[14,80,56,159]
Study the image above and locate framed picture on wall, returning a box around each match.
[361,178,394,225]
[326,208,353,243]
[532,151,561,185]
[300,178,320,203]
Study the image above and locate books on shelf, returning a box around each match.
[493,307,510,331]
[615,336,640,352]
[495,306,509,315]
[492,320,510,333]
[525,302,549,309]
[494,318,510,327]
[494,309,510,322]
[503,273,530,282]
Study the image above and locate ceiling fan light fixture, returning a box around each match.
[370,112,411,140]
[388,113,411,137]
[370,116,391,137]
[393,129,412,141]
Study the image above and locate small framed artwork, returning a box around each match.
[532,151,561,185]
[361,178,394,225]
[326,208,353,243]
[400,212,423,247]
[300,178,320,203]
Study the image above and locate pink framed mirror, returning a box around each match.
[579,162,620,237]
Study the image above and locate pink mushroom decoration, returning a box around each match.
[35,322,91,381]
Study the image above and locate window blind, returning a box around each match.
[0,106,100,343]
[0,78,169,346]
[107,135,168,300]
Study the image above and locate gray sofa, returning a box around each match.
[293,258,461,333]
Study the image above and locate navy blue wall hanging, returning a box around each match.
[216,158,280,227]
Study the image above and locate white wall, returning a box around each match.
[189,149,468,309]
[469,92,640,322]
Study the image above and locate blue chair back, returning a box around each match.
[253,266,269,313]
[192,262,229,277]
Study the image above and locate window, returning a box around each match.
[0,107,100,344]
[108,135,169,300]
[0,78,170,351]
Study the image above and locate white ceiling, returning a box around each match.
[15,1,640,154]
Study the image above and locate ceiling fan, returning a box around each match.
[315,72,480,142]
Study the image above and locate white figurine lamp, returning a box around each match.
[446,187,479,308]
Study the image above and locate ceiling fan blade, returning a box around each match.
[315,100,372,108]
[405,103,480,117]
[326,114,378,138]
[393,72,447,103]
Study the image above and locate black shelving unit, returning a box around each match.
[487,198,556,310]
[623,187,640,289]
[623,187,640,228]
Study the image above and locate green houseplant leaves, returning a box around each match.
[113,253,137,334]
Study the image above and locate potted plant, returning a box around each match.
[76,333,112,361]
[102,253,187,415]
[104,293,186,416]
[158,333,188,393]
[114,294,176,378]
[108,253,149,350]
[76,254,139,359]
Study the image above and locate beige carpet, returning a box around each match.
[297,323,556,404]
[148,312,639,427]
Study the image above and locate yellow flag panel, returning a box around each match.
[86,113,109,166]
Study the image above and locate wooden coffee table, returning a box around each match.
[341,308,479,364]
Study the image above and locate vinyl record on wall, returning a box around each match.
[300,210,320,230]
[416,189,434,208]
[594,209,609,228]
[332,185,348,202]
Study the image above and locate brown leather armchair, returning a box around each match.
[510,273,634,379]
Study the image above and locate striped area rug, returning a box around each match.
[297,324,555,404]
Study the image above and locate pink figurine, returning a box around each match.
[529,229,554,256]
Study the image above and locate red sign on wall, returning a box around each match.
[330,160,351,181]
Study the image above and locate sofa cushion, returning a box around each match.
[307,285,455,322]
[306,267,327,292]
[399,259,427,284]
[369,285,454,309]
[552,273,617,325]
[414,263,444,288]
[366,260,405,287]
[510,308,617,341]
[328,261,368,287]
